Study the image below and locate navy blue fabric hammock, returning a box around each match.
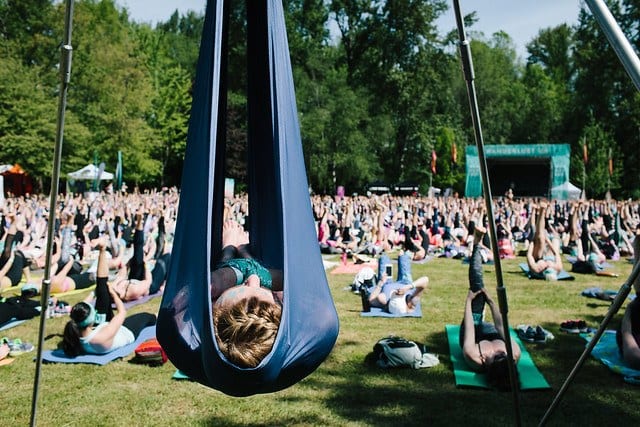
[157,0,339,396]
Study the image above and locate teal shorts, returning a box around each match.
[216,258,273,289]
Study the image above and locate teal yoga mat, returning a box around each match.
[446,324,550,390]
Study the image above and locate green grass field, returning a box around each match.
[2,254,639,426]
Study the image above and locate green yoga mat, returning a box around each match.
[446,324,550,390]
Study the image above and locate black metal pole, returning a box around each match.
[30,1,74,425]
[539,2,640,422]
[452,1,521,425]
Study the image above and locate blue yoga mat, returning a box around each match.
[41,325,156,365]
[361,300,422,318]
[584,330,640,384]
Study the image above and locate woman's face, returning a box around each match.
[214,281,275,309]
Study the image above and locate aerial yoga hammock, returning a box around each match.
[156,0,340,397]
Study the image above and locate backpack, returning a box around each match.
[130,338,167,366]
[372,336,439,369]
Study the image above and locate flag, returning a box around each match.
[115,151,123,191]
[583,141,588,164]
[451,142,457,165]
[608,148,613,177]
[431,149,437,174]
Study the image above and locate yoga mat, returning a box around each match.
[172,369,191,380]
[519,263,574,281]
[0,319,27,331]
[41,325,156,365]
[2,284,96,298]
[114,291,163,310]
[583,330,640,384]
[445,324,550,390]
[360,300,422,318]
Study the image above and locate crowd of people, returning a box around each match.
[312,192,639,275]
[2,188,640,384]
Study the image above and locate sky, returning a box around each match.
[117,0,584,59]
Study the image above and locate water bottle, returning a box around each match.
[47,297,55,319]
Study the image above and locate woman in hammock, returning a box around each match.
[61,240,156,356]
[211,220,283,368]
[460,225,521,391]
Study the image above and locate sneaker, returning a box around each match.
[8,339,35,357]
[575,320,589,333]
[534,326,550,343]
[524,326,537,342]
[560,320,580,334]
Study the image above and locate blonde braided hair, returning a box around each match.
[213,296,282,368]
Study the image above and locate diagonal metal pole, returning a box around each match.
[452,1,521,425]
[539,0,640,424]
[30,1,74,426]
[586,0,640,91]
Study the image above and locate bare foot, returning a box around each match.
[222,220,240,248]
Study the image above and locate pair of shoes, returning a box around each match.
[516,325,536,343]
[560,320,588,334]
[516,324,554,343]
[7,339,35,357]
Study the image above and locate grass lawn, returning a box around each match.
[2,254,639,426]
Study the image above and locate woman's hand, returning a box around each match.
[108,282,122,302]
[467,289,482,301]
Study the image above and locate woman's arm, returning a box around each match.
[462,290,482,370]
[90,284,127,349]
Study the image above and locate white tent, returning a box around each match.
[67,164,114,181]
[551,181,582,200]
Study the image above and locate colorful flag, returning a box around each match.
[583,141,588,164]
[608,149,613,177]
[431,150,437,174]
[451,142,457,165]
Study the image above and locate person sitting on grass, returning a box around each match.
[61,240,156,356]
[461,225,521,391]
[210,220,283,368]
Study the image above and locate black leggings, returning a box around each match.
[123,313,156,338]
[128,228,146,281]
[149,253,171,294]
[95,277,114,321]
[459,242,493,346]
[69,272,95,290]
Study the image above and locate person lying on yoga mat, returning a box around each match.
[110,212,171,301]
[61,241,156,356]
[365,272,428,314]
[0,219,32,290]
[526,203,562,279]
[210,220,283,368]
[461,225,521,391]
